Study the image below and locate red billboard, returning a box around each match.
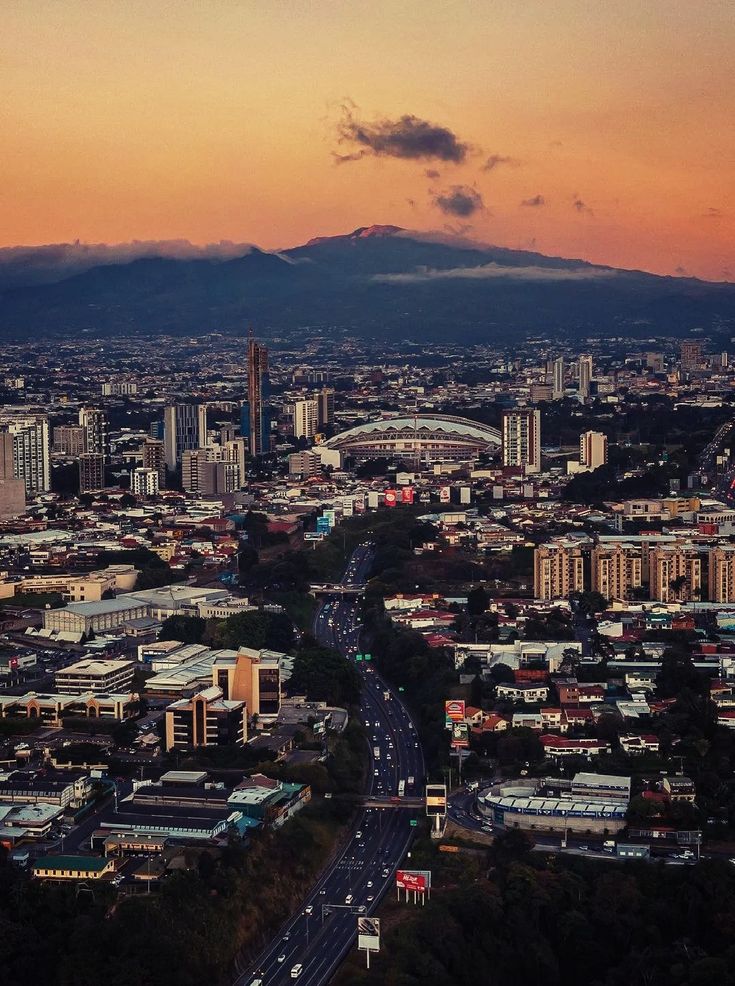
[384,489,397,507]
[396,870,428,893]
[444,699,465,723]
[401,487,414,504]
[439,486,451,503]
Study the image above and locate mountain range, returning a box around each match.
[1,226,733,343]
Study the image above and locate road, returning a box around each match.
[235,542,425,986]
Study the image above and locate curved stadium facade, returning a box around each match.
[322,414,501,465]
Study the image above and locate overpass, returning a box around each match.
[309,583,366,597]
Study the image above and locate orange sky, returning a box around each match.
[2,0,733,279]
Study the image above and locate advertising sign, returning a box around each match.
[384,489,397,507]
[439,485,451,503]
[342,496,354,516]
[425,783,447,817]
[401,486,415,504]
[444,699,466,724]
[323,509,336,527]
[304,532,324,541]
[316,517,331,534]
[357,917,381,952]
[396,869,430,893]
[451,722,470,749]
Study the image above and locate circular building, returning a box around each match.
[477,780,628,837]
[322,414,501,465]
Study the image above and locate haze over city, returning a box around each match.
[3,0,734,280]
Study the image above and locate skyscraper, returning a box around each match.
[294,399,319,439]
[0,431,26,517]
[246,332,270,457]
[317,387,335,429]
[578,355,593,399]
[502,408,541,474]
[142,437,166,488]
[552,357,565,400]
[78,407,110,461]
[163,403,201,469]
[579,431,608,471]
[0,413,50,494]
[79,452,105,493]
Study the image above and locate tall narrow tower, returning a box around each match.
[247,330,270,457]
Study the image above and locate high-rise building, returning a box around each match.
[580,431,608,471]
[197,404,209,448]
[317,387,335,429]
[293,399,319,439]
[592,543,643,601]
[165,686,247,751]
[212,647,281,718]
[246,333,270,457]
[141,437,166,489]
[534,541,587,600]
[78,408,110,461]
[502,408,541,474]
[680,341,702,374]
[709,546,735,603]
[0,432,26,517]
[552,357,565,400]
[182,445,242,494]
[0,413,50,494]
[163,403,201,469]
[79,453,105,493]
[648,544,702,603]
[53,425,87,456]
[578,355,593,399]
[131,467,160,497]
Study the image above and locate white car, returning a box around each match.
[345,894,353,904]
[304,905,313,915]
[291,965,303,979]
[366,880,373,888]
[277,954,286,963]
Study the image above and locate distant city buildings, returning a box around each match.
[246,333,270,457]
[502,408,541,474]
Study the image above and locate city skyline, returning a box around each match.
[3,0,733,281]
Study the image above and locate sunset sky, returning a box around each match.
[3,0,733,279]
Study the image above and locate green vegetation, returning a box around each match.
[96,547,184,590]
[289,638,362,707]
[0,590,64,609]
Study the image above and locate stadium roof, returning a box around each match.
[323,414,501,447]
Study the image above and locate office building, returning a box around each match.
[534,541,586,601]
[502,408,541,474]
[54,658,136,695]
[212,647,281,718]
[709,546,735,603]
[78,453,105,493]
[578,354,593,399]
[78,408,110,461]
[288,450,321,478]
[552,357,565,400]
[165,686,247,751]
[317,387,335,429]
[197,404,209,448]
[246,333,270,457]
[53,425,87,456]
[0,413,50,494]
[680,341,702,374]
[163,403,201,469]
[580,431,608,471]
[182,447,241,495]
[293,399,319,439]
[131,467,160,497]
[141,437,166,488]
[649,544,702,603]
[101,380,138,396]
[592,543,643,601]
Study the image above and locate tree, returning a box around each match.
[467,585,490,617]
[160,614,206,644]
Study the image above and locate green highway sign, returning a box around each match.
[399,686,405,692]
[410,819,418,827]
[355,654,363,662]
[364,653,372,661]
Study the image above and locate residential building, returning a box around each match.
[709,546,735,603]
[141,437,166,488]
[131,467,160,497]
[0,412,50,493]
[288,450,321,478]
[53,424,87,456]
[534,541,586,600]
[293,398,319,439]
[680,341,702,373]
[0,431,26,517]
[182,447,241,494]
[592,542,643,601]
[163,403,201,469]
[78,407,110,461]
[165,685,247,750]
[578,354,593,399]
[502,408,541,474]
[552,357,565,399]
[317,387,335,429]
[648,544,702,602]
[580,431,608,471]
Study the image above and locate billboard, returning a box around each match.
[384,489,397,507]
[451,722,470,749]
[439,485,451,503]
[444,699,466,724]
[401,486,415,504]
[342,496,354,516]
[367,491,380,509]
[425,783,447,817]
[357,917,380,952]
[323,509,336,527]
[396,869,431,893]
[304,532,325,541]
[316,517,331,535]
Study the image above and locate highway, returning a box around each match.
[235,542,424,986]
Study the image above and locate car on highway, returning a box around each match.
[282,932,291,941]
[345,894,353,904]
[304,905,313,915]
[291,964,303,979]
[367,880,373,887]
[356,830,362,838]
[277,953,286,963]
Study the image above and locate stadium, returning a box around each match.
[321,414,501,465]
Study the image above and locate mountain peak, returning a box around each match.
[304,225,404,247]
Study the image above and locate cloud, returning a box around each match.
[675,265,688,276]
[374,263,617,284]
[335,105,470,163]
[572,196,593,216]
[521,194,546,207]
[483,154,519,171]
[704,207,723,218]
[432,185,485,217]
[424,169,440,179]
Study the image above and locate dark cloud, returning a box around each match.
[424,169,440,179]
[675,265,688,276]
[483,154,518,171]
[572,196,593,216]
[521,194,546,207]
[335,105,470,163]
[705,207,723,218]
[432,185,485,217]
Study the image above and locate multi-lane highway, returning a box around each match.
[235,543,424,986]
